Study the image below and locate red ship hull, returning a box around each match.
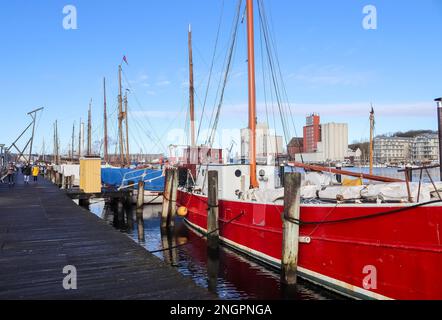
[177,190,442,300]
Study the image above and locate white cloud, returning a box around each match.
[219,101,435,118]
[156,80,171,86]
[287,64,375,86]
[130,110,180,118]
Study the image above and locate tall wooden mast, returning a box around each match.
[87,99,92,156]
[55,120,59,165]
[118,65,125,166]
[78,118,82,158]
[103,77,109,163]
[246,0,259,189]
[71,122,75,161]
[369,106,375,175]
[188,24,196,147]
[124,91,130,165]
[53,122,56,164]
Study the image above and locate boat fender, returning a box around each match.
[177,206,188,217]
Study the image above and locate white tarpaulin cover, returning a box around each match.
[303,172,332,188]
[54,165,80,186]
[318,186,365,201]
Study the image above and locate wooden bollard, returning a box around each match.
[136,208,145,242]
[281,172,301,285]
[137,181,145,210]
[124,194,134,231]
[207,170,219,250]
[167,169,178,228]
[161,169,173,230]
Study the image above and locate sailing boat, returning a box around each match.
[101,64,165,203]
[176,0,442,299]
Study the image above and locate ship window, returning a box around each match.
[235,169,242,177]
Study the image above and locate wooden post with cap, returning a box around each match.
[167,168,178,229]
[281,172,301,285]
[161,169,172,230]
[207,170,219,250]
[137,180,145,210]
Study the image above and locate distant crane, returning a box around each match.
[227,140,237,163]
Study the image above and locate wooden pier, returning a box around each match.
[0,175,214,300]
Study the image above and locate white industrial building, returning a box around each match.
[295,123,349,163]
[241,123,284,164]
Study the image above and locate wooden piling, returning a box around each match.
[63,176,69,190]
[167,169,178,229]
[137,181,145,210]
[161,169,172,230]
[207,170,219,250]
[281,172,301,285]
[136,208,145,242]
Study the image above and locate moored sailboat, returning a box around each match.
[176,0,442,300]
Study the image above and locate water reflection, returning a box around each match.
[88,201,345,300]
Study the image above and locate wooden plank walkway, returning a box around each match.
[0,173,214,300]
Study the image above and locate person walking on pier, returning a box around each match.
[22,163,31,184]
[32,164,39,183]
[7,162,15,185]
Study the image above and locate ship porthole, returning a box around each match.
[235,169,242,177]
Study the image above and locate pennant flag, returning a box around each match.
[123,55,129,65]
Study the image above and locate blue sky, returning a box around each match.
[1,0,442,156]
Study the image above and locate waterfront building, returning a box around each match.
[295,121,349,163]
[373,136,413,164]
[303,113,321,153]
[241,123,284,164]
[287,137,304,160]
[412,134,439,162]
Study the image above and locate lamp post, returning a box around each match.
[435,97,442,181]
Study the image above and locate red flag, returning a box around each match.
[123,55,129,65]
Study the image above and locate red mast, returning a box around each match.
[246,0,259,189]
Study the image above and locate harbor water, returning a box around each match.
[86,201,344,300]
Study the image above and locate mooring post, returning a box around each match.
[58,173,63,188]
[136,208,145,242]
[137,180,145,210]
[207,170,219,250]
[117,198,125,228]
[124,194,134,231]
[167,168,178,229]
[161,169,172,230]
[281,172,301,285]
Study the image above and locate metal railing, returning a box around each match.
[117,168,164,191]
